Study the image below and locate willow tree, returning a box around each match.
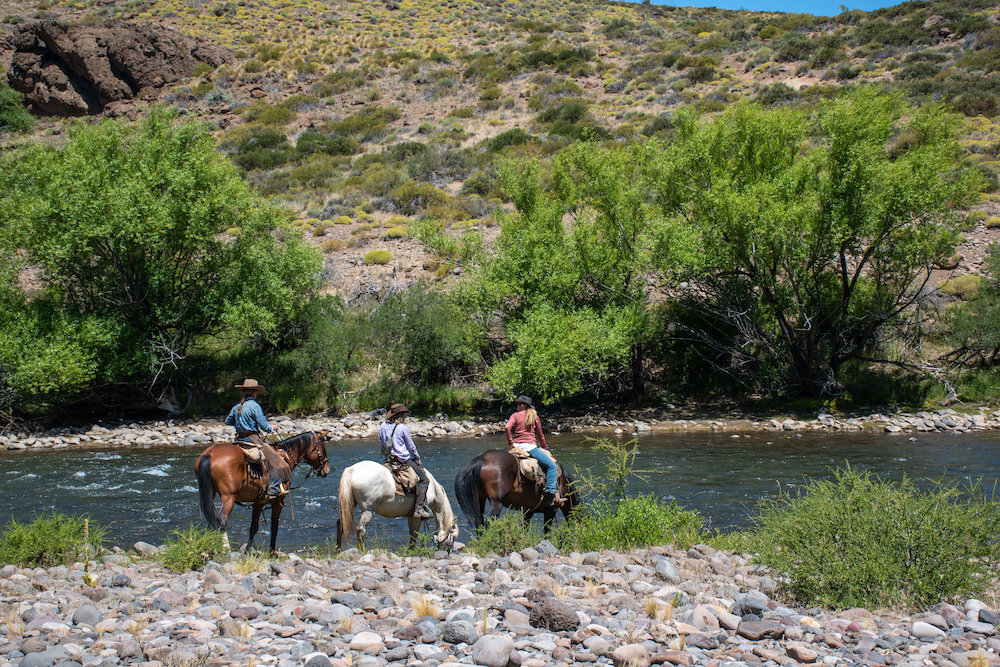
[454,144,689,402]
[0,109,322,408]
[651,88,980,396]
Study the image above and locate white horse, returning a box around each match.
[337,460,459,550]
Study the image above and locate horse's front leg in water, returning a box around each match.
[269,498,285,554]
[247,503,264,552]
[407,516,422,546]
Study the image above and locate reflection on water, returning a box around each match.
[3,429,1000,550]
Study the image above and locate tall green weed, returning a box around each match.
[160,524,229,572]
[750,465,1000,609]
[0,513,105,567]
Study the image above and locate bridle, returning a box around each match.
[288,431,329,490]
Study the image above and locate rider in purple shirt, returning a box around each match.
[378,403,431,518]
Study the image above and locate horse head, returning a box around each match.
[430,477,460,551]
[306,431,331,477]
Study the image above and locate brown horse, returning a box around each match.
[195,431,330,553]
[454,449,579,533]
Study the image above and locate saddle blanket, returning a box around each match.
[509,447,558,487]
[384,460,419,496]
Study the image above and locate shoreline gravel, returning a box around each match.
[2,406,1000,451]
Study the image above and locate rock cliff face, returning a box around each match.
[4,19,233,115]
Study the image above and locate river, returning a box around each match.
[3,429,999,550]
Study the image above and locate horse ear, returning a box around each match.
[317,430,330,441]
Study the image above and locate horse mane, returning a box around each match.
[273,432,312,451]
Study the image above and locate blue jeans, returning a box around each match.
[529,448,558,495]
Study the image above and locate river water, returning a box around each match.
[3,429,999,550]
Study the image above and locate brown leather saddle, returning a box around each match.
[509,447,559,488]
[384,459,420,496]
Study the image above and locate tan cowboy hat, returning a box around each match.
[387,403,411,419]
[234,378,266,394]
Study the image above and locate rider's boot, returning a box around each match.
[413,485,431,518]
[268,474,287,498]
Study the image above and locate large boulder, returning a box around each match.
[6,19,233,115]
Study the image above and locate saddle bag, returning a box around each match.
[384,460,420,496]
[509,447,557,487]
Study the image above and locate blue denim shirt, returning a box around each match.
[225,397,274,437]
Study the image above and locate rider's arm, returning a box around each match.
[251,402,274,433]
[504,413,517,447]
[402,427,420,464]
[535,420,548,450]
[225,408,236,427]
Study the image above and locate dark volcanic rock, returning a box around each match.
[529,597,580,632]
[6,19,234,115]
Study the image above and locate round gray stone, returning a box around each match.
[72,604,102,626]
[472,634,514,667]
[18,654,55,667]
[441,620,479,645]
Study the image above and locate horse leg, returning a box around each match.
[219,494,236,551]
[487,498,503,524]
[541,507,557,534]
[336,518,343,550]
[407,516,422,547]
[269,498,284,555]
[246,503,263,553]
[357,510,373,550]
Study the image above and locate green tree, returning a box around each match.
[651,88,979,396]
[0,109,322,407]
[941,249,1000,365]
[450,145,686,401]
[0,82,34,134]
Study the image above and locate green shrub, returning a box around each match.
[382,225,407,239]
[160,524,229,572]
[0,82,35,133]
[391,181,448,215]
[363,249,392,264]
[487,128,533,152]
[242,100,295,126]
[552,495,703,552]
[0,513,105,567]
[468,512,543,555]
[938,274,985,300]
[750,466,1000,609]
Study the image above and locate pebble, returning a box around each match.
[0,545,997,667]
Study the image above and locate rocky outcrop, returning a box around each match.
[5,19,233,115]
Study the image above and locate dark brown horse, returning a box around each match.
[196,431,330,553]
[454,450,579,533]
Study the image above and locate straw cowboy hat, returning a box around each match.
[514,395,534,408]
[387,403,411,419]
[234,378,266,394]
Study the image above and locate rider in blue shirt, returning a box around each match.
[226,379,290,498]
[378,403,431,518]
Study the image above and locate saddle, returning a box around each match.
[384,459,420,496]
[509,447,558,488]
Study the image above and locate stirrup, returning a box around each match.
[413,504,432,518]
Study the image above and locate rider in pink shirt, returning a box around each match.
[505,395,561,506]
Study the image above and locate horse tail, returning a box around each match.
[338,466,357,544]
[196,453,220,530]
[454,454,484,528]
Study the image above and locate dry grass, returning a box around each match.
[232,554,271,575]
[644,597,674,622]
[410,593,441,620]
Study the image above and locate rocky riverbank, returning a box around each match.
[2,406,1000,451]
[1,542,999,667]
